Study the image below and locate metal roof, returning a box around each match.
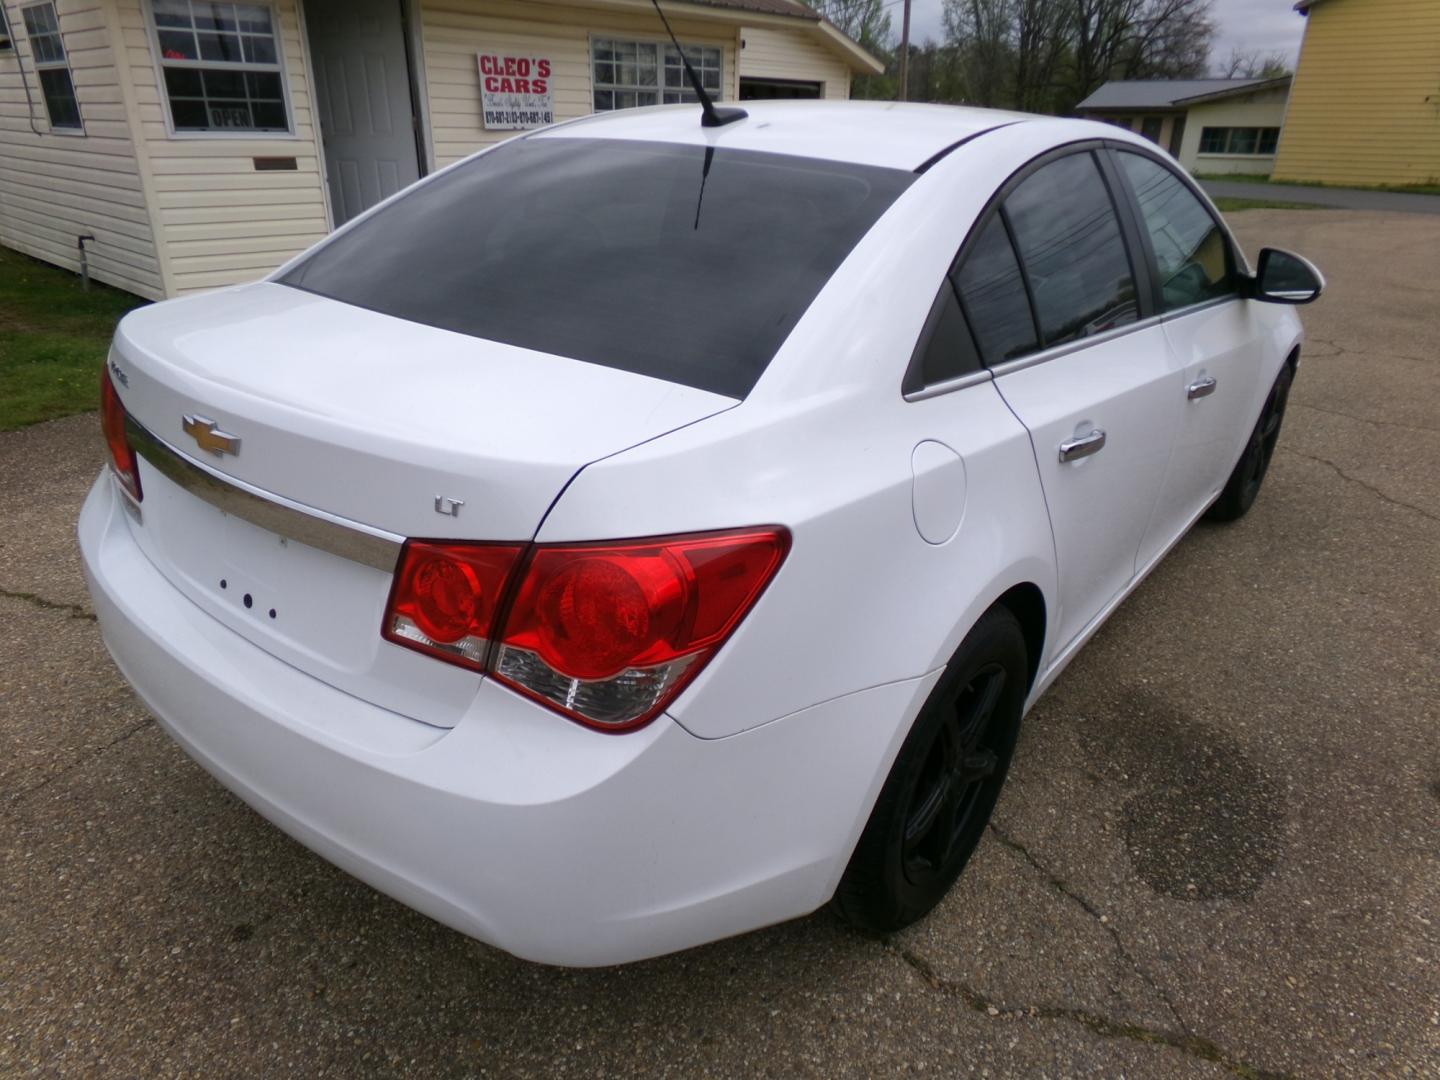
[1075,77,1278,112]
[688,0,819,18]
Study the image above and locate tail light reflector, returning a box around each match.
[382,528,789,732]
[100,366,142,503]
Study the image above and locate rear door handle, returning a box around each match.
[1058,429,1106,463]
[1187,376,1218,400]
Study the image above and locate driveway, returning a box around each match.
[1200,178,1440,214]
[3,210,1437,1078]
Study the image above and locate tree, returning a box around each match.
[936,0,1214,112]
[1011,0,1071,112]
[1218,48,1291,78]
[1067,0,1214,103]
[797,0,893,55]
[895,0,1216,111]
[943,0,1016,106]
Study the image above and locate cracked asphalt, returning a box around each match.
[3,209,1438,1077]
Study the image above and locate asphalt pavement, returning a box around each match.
[3,209,1438,1077]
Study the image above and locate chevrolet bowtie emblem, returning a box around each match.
[182,414,241,456]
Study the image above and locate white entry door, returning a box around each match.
[307,0,421,226]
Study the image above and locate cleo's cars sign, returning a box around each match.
[477,52,555,130]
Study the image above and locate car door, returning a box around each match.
[956,147,1184,655]
[1107,148,1271,569]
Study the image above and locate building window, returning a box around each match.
[1198,127,1281,156]
[21,3,81,130]
[148,0,290,133]
[591,38,722,111]
[1140,116,1164,143]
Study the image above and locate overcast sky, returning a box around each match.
[898,0,1307,70]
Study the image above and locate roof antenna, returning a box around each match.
[649,0,747,128]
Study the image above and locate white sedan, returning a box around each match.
[79,101,1322,966]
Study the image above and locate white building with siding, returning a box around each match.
[1073,77,1292,178]
[0,0,881,299]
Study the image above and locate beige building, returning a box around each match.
[1074,77,1292,177]
[0,0,881,299]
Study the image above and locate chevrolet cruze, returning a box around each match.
[79,100,1323,966]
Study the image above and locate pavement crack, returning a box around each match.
[1279,447,1440,524]
[1300,336,1349,359]
[883,939,1293,1080]
[1301,338,1430,366]
[1292,402,1440,437]
[0,586,97,622]
[9,717,153,805]
[987,824,1190,1036]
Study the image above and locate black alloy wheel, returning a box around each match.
[1208,362,1294,522]
[833,606,1027,933]
[901,663,1007,888]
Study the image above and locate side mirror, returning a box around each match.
[1250,247,1325,305]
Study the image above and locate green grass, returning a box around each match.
[0,245,147,432]
[1212,196,1329,211]
[1273,177,1440,196]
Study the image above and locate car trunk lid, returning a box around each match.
[108,283,735,728]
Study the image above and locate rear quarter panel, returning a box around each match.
[537,126,1081,740]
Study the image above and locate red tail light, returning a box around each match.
[382,542,525,670]
[100,366,142,503]
[382,528,789,732]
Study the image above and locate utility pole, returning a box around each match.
[898,0,912,101]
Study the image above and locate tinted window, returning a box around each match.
[906,283,980,391]
[1004,153,1139,346]
[281,138,914,398]
[953,213,1037,364]
[1117,151,1235,312]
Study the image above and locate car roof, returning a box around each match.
[529,100,1044,172]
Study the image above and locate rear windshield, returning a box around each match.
[280,137,914,398]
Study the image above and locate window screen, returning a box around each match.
[21,3,80,130]
[1003,153,1138,346]
[1198,127,1281,156]
[150,0,289,132]
[953,213,1037,365]
[1116,151,1236,312]
[280,138,914,399]
[591,38,722,111]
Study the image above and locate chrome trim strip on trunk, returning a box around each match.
[125,417,404,573]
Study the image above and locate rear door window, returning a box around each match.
[1002,152,1140,346]
[280,138,914,399]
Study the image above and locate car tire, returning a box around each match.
[832,605,1027,934]
[1206,362,1294,523]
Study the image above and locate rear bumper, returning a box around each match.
[78,474,935,966]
